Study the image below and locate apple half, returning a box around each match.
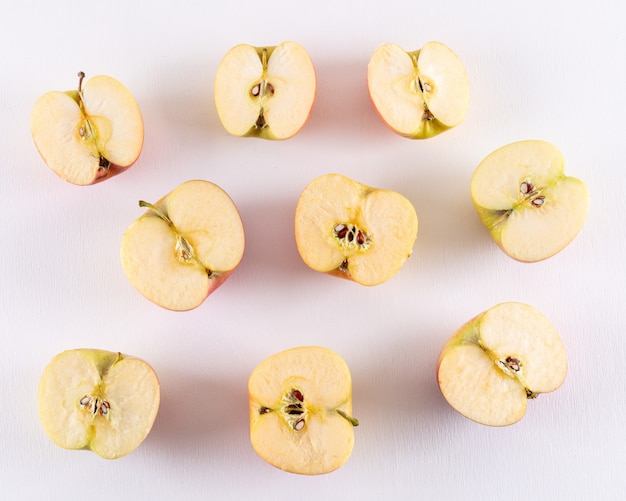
[437,302,568,426]
[248,346,358,475]
[38,349,160,459]
[30,72,144,185]
[367,41,470,139]
[214,41,316,140]
[294,173,418,286]
[120,180,245,311]
[471,140,590,262]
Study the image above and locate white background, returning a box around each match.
[1,1,625,499]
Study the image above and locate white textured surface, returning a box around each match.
[1,1,624,499]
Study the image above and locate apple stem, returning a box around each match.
[337,409,359,427]
[77,71,85,93]
[138,200,173,225]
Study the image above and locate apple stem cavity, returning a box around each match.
[336,409,359,427]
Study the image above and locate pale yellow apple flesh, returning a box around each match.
[367,41,470,139]
[38,349,160,459]
[120,180,245,311]
[248,346,357,475]
[471,140,590,262]
[294,173,418,286]
[30,72,144,185]
[437,302,568,426]
[214,41,316,140]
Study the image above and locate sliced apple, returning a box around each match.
[367,41,470,139]
[248,346,358,475]
[30,71,144,185]
[437,302,568,426]
[38,349,160,459]
[294,173,418,286]
[471,140,590,262]
[214,41,316,140]
[120,180,245,311]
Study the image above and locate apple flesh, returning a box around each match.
[30,72,144,185]
[367,41,470,139]
[120,180,245,311]
[38,349,160,459]
[294,173,418,286]
[471,140,590,262]
[214,41,316,140]
[437,302,568,426]
[248,346,358,475]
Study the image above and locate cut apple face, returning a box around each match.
[30,72,144,186]
[120,180,245,311]
[367,41,470,139]
[38,349,160,459]
[471,140,590,262]
[248,346,358,475]
[294,173,418,286]
[437,302,568,426]
[214,41,316,140]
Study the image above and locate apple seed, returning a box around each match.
[519,181,547,208]
[292,389,304,402]
[531,196,546,207]
[282,388,308,430]
[333,223,371,251]
[520,181,534,195]
[78,394,111,418]
[504,356,521,372]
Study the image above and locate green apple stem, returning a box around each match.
[138,200,173,225]
[337,409,359,427]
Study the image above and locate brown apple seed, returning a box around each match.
[520,181,534,195]
[505,356,521,372]
[333,223,371,251]
[292,389,304,402]
[531,196,546,207]
[282,388,307,430]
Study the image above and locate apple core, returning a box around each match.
[78,394,111,417]
[75,71,113,176]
